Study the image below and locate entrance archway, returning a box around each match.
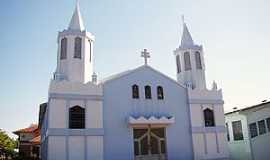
[133,127,166,160]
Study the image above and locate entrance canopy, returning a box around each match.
[128,116,175,126]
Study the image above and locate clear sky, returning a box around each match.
[1,0,269,137]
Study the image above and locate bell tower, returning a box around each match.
[54,1,95,83]
[174,19,206,89]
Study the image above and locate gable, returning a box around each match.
[102,65,186,89]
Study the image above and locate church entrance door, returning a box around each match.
[133,127,166,160]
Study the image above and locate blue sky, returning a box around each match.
[1,0,269,137]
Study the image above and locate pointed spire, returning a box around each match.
[212,81,218,90]
[180,16,194,48]
[68,0,85,31]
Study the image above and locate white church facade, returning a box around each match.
[39,2,229,160]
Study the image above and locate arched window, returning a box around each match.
[145,85,152,99]
[157,86,164,100]
[195,51,202,69]
[176,55,181,73]
[132,84,139,99]
[74,37,82,59]
[69,106,85,129]
[89,40,92,62]
[184,52,191,71]
[60,38,67,60]
[204,108,215,127]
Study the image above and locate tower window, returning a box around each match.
[145,85,152,99]
[195,51,202,69]
[132,84,139,99]
[60,38,67,60]
[74,37,82,59]
[157,86,164,100]
[89,40,92,62]
[69,106,85,129]
[226,123,230,141]
[184,52,191,71]
[232,120,244,141]
[176,55,181,73]
[203,108,215,127]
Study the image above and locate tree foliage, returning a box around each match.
[0,129,17,158]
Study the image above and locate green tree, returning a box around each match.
[0,129,17,158]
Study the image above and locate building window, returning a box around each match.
[69,106,85,129]
[258,120,266,135]
[89,40,92,62]
[226,123,230,141]
[195,51,202,69]
[157,86,164,100]
[145,85,152,99]
[267,118,270,132]
[60,38,67,59]
[232,121,244,141]
[132,84,139,99]
[203,108,215,127]
[74,37,82,59]
[184,52,191,71]
[176,55,181,73]
[249,123,258,138]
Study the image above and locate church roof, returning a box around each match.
[101,65,186,88]
[68,1,85,31]
[180,22,194,48]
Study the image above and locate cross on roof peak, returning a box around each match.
[181,15,185,24]
[141,49,150,65]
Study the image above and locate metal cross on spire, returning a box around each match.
[141,49,150,65]
[181,15,185,24]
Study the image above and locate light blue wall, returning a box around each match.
[103,66,193,160]
[225,113,252,160]
[245,105,270,160]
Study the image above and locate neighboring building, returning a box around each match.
[225,101,270,160]
[13,124,40,160]
[39,2,229,160]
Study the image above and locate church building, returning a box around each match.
[40,2,229,160]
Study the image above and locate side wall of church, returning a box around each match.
[103,67,194,160]
[188,89,229,160]
[43,80,104,160]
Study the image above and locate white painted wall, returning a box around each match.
[49,99,66,128]
[68,136,85,160]
[217,133,229,155]
[189,88,229,160]
[49,80,102,95]
[56,31,94,83]
[48,136,66,160]
[192,134,205,159]
[87,136,104,160]
[46,78,104,160]
[47,135,104,160]
[190,104,202,126]
[20,133,34,141]
[174,47,206,90]
[86,101,103,128]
